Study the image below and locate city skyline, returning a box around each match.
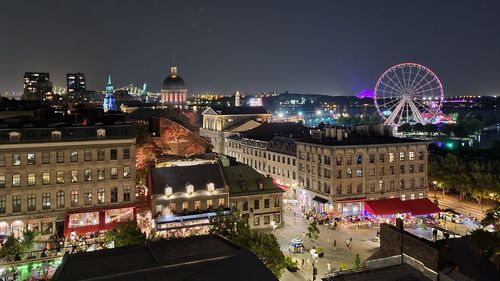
[1,0,500,96]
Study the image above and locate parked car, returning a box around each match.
[442,212,464,224]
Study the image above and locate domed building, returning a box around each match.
[161,65,187,109]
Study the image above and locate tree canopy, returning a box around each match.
[104,221,146,248]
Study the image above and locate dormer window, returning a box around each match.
[186,184,194,195]
[97,129,106,138]
[165,186,173,197]
[51,131,61,140]
[207,182,215,193]
[258,181,264,190]
[9,132,20,142]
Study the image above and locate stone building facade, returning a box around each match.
[0,123,136,238]
[296,124,429,215]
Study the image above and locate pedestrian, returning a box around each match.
[327,262,331,272]
[302,259,305,266]
[333,240,336,248]
[346,238,350,248]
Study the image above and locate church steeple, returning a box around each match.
[103,74,116,112]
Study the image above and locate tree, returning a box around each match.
[0,235,22,260]
[306,221,320,244]
[482,205,500,232]
[20,230,36,253]
[352,254,361,270]
[398,123,412,134]
[104,222,146,248]
[209,212,286,278]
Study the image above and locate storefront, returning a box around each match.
[155,210,231,237]
[336,199,366,216]
[64,205,136,236]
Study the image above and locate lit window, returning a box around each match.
[27,153,36,165]
[42,193,51,210]
[182,202,189,210]
[97,188,105,204]
[56,171,64,184]
[71,190,79,207]
[219,198,225,207]
[110,167,118,179]
[70,151,78,162]
[56,191,65,208]
[123,166,130,178]
[28,173,36,186]
[186,184,194,195]
[84,169,92,182]
[84,190,92,206]
[51,131,61,140]
[389,153,394,163]
[71,170,78,183]
[97,129,106,138]
[409,152,415,161]
[12,154,21,166]
[9,132,20,142]
[12,174,21,187]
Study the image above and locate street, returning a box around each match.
[276,206,379,281]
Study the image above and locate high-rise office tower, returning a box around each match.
[23,72,53,101]
[66,73,86,93]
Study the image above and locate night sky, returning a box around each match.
[1,0,499,96]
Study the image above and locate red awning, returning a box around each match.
[364,198,409,216]
[404,198,441,215]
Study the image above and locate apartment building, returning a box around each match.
[0,120,136,238]
[295,124,429,216]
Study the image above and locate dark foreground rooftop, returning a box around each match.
[52,234,277,281]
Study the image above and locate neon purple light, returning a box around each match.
[357,89,374,99]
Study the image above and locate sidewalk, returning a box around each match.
[431,191,489,219]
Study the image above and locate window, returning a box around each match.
[110,149,117,160]
[195,201,201,210]
[97,188,105,204]
[274,214,281,223]
[0,155,4,167]
[123,186,131,202]
[336,156,342,165]
[218,198,225,207]
[390,166,395,175]
[346,156,352,165]
[111,187,118,203]
[0,196,5,214]
[409,165,414,173]
[242,201,248,211]
[356,169,362,177]
[390,180,395,191]
[369,154,375,163]
[254,216,260,226]
[324,183,331,194]
[0,176,4,188]
[182,202,189,211]
[57,151,64,163]
[56,171,64,184]
[12,153,21,166]
[357,183,363,193]
[264,215,270,225]
[97,149,105,161]
[12,173,21,187]
[336,170,342,179]
[336,185,342,195]
[97,169,105,181]
[379,154,385,163]
[401,194,406,201]
[52,131,61,140]
[419,164,424,173]
[207,199,213,209]
[27,153,36,165]
[254,199,260,209]
[169,203,176,212]
[80,170,91,183]
[400,165,405,174]
[346,168,352,178]
[84,150,92,161]
[274,197,280,207]
[357,155,363,164]
[71,190,79,207]
[324,155,331,165]
[110,168,118,179]
[419,192,424,199]
[400,152,405,161]
[324,169,331,179]
[264,199,270,208]
[369,168,375,177]
[379,167,385,176]
[28,194,36,211]
[71,170,78,183]
[42,152,50,164]
[84,190,92,206]
[9,132,20,142]
[123,166,130,178]
[389,153,394,163]
[42,193,50,210]
[56,191,65,208]
[12,195,21,213]
[401,179,406,189]
[410,178,415,189]
[70,151,78,162]
[419,177,424,188]
[369,182,375,193]
[418,151,424,160]
[42,172,50,185]
[123,148,130,159]
[28,173,36,186]
[409,152,415,161]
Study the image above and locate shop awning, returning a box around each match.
[312,196,329,204]
[404,198,441,215]
[364,198,409,216]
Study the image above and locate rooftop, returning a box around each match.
[150,163,226,195]
[222,163,284,197]
[206,105,269,115]
[52,235,278,281]
[239,122,309,142]
[296,135,426,147]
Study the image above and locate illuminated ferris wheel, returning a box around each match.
[374,63,443,127]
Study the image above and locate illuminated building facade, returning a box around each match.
[66,73,86,93]
[199,106,270,154]
[161,66,187,109]
[0,122,136,238]
[295,124,429,216]
[22,72,53,101]
[103,75,117,112]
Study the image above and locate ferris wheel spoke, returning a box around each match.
[376,89,403,98]
[408,99,426,124]
[413,99,430,114]
[408,70,431,93]
[407,67,421,93]
[393,68,407,92]
[382,73,405,93]
[410,76,438,94]
[404,66,412,91]
[378,80,404,95]
[385,98,406,126]
[378,99,400,110]
[411,86,442,97]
